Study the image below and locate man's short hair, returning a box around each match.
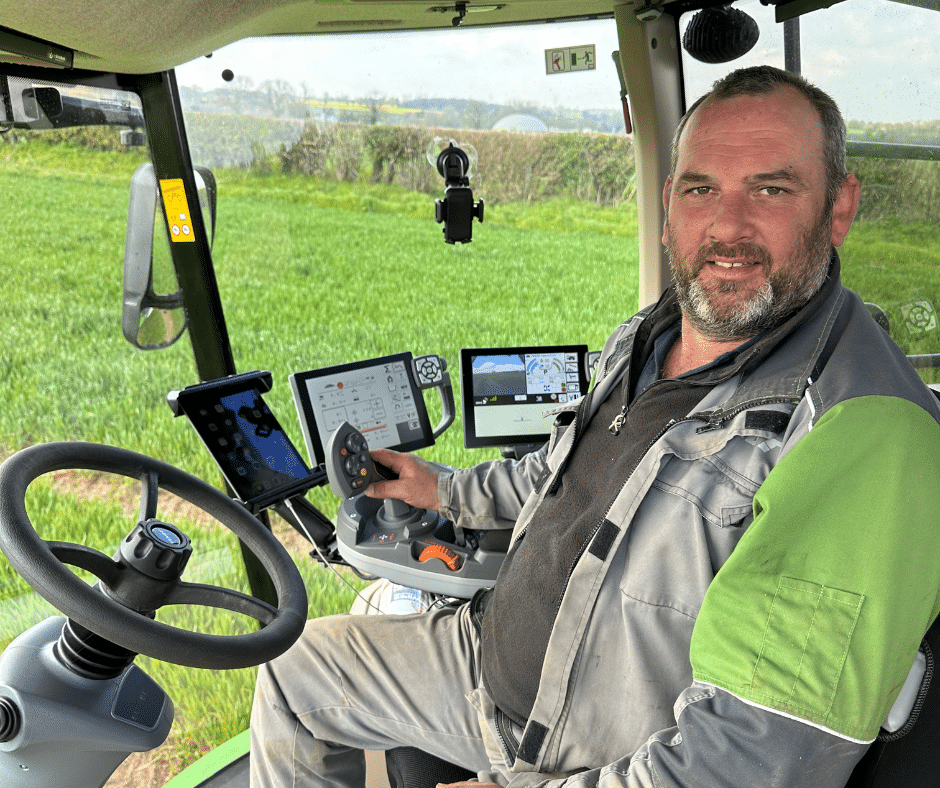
[670,65,848,210]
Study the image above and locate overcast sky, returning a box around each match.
[176,0,940,124]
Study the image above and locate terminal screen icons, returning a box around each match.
[310,359,424,450]
[290,352,436,467]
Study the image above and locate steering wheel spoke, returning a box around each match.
[139,469,160,522]
[46,541,122,586]
[166,581,279,625]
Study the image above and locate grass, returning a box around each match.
[841,219,940,375]
[1,137,939,774]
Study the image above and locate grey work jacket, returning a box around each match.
[438,260,940,788]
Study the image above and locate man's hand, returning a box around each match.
[437,782,503,788]
[366,448,444,512]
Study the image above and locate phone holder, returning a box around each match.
[434,143,483,244]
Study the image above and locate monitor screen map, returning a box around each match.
[461,345,588,448]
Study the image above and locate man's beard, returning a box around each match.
[667,212,833,342]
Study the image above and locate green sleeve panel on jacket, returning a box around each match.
[691,395,940,741]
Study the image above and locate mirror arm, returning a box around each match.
[194,166,217,247]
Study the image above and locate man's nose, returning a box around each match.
[708,191,754,244]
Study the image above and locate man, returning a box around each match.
[251,66,940,788]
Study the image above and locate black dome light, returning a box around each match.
[683,5,760,64]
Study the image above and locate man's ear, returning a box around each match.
[830,173,861,247]
[661,177,672,246]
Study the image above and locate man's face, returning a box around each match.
[662,86,854,341]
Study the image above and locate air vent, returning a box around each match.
[0,697,22,742]
[316,20,403,27]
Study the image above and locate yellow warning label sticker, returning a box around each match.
[159,179,195,243]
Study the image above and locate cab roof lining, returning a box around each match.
[0,1,617,75]
[0,0,937,75]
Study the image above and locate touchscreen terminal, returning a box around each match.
[290,352,435,468]
[171,376,318,510]
[460,345,588,449]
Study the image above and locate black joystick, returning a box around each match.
[325,422,428,533]
[325,421,399,499]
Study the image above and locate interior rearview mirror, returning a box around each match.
[0,75,145,131]
[122,162,217,350]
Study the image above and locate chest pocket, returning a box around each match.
[619,417,789,617]
[653,450,761,529]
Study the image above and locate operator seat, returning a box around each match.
[844,612,940,787]
[385,747,474,788]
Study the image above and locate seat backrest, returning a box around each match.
[844,613,940,787]
[385,746,475,788]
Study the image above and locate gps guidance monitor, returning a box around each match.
[460,345,588,449]
[290,352,436,468]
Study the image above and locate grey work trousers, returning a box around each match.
[250,604,497,788]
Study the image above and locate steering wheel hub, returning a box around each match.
[120,519,192,581]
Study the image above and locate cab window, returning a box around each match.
[173,18,636,477]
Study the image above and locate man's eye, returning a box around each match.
[688,186,711,195]
[762,186,786,196]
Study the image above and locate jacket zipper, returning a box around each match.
[544,388,595,497]
[494,706,520,762]
[608,407,628,435]
[514,414,688,762]
[694,396,800,433]
[512,389,600,546]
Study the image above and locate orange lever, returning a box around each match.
[418,543,462,572]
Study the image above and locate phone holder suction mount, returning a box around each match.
[434,142,483,244]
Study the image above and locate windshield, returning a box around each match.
[173,18,635,475]
[679,0,940,380]
[3,4,939,781]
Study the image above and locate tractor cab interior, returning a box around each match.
[0,1,938,787]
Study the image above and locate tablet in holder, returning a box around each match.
[460,345,589,449]
[168,371,320,511]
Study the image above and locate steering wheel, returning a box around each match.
[0,442,308,669]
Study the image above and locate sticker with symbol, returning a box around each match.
[159,179,196,243]
[900,299,938,336]
[545,45,596,74]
